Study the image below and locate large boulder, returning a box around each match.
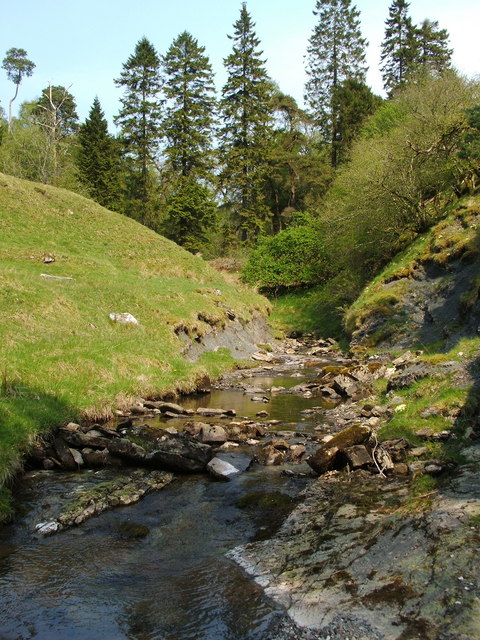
[307,425,372,475]
[107,438,147,465]
[145,433,213,473]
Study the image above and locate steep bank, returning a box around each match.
[0,173,270,493]
[345,195,480,353]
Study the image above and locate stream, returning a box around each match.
[0,352,338,640]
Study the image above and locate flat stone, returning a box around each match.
[107,438,146,464]
[145,435,213,472]
[257,445,285,466]
[197,407,236,417]
[289,444,307,461]
[331,374,360,397]
[63,432,112,449]
[154,402,186,414]
[207,452,252,480]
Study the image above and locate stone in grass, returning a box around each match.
[207,452,252,481]
[109,312,139,325]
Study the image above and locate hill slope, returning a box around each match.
[345,195,480,353]
[0,173,270,487]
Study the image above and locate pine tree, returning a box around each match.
[380,0,418,95]
[219,3,274,242]
[415,19,452,75]
[163,176,217,252]
[114,37,162,227]
[77,97,121,210]
[162,31,216,179]
[331,79,382,164]
[2,47,35,131]
[33,85,79,137]
[304,0,367,166]
[160,31,218,248]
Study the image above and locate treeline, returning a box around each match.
[244,71,480,329]
[0,0,457,256]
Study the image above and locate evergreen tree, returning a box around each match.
[331,79,382,164]
[33,85,79,137]
[304,0,367,166]
[114,37,162,227]
[2,47,35,131]
[77,97,121,210]
[415,19,452,75]
[163,176,217,253]
[265,90,332,231]
[162,31,216,179]
[380,0,418,95]
[219,3,274,242]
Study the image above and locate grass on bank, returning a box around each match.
[0,173,270,492]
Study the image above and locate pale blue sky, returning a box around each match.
[1,0,479,129]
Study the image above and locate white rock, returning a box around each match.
[109,312,139,325]
[35,521,60,536]
[207,457,241,480]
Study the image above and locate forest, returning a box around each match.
[1,0,479,333]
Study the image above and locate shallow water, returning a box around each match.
[0,365,329,639]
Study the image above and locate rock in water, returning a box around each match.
[207,452,251,481]
[145,434,213,472]
[307,425,371,475]
[199,424,227,444]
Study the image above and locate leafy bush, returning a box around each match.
[242,215,330,289]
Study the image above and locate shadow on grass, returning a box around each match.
[0,383,78,517]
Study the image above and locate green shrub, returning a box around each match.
[242,215,330,289]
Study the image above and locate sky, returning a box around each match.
[0,0,479,130]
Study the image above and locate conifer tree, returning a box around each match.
[160,31,218,248]
[33,85,79,137]
[380,0,418,95]
[114,37,162,226]
[2,47,35,131]
[219,3,274,242]
[415,19,452,75]
[305,0,367,167]
[162,31,216,179]
[331,79,382,164]
[77,97,121,210]
[163,176,217,252]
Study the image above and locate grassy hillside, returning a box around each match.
[0,173,269,488]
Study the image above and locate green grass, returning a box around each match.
[269,280,349,340]
[0,173,270,489]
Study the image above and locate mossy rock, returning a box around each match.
[308,425,371,475]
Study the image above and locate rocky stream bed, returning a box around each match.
[0,337,479,639]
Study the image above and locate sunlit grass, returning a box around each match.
[0,173,269,494]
